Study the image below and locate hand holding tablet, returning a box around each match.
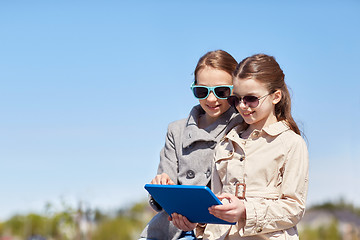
[144,184,236,225]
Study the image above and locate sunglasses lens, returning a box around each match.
[214,87,231,99]
[243,96,259,108]
[193,87,209,99]
[227,96,239,107]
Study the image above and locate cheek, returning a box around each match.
[259,101,276,114]
[198,99,208,109]
[219,99,230,107]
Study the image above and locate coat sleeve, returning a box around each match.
[241,136,309,236]
[157,123,180,184]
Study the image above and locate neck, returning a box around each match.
[198,114,218,129]
[248,113,278,133]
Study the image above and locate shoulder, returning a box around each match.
[263,121,306,148]
[167,105,203,131]
[167,118,187,131]
[278,129,307,151]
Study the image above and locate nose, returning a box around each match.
[238,100,248,109]
[206,91,217,102]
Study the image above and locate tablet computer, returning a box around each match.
[144,184,236,225]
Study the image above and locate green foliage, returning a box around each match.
[0,200,153,240]
[92,217,134,240]
[300,220,341,240]
[91,201,151,240]
[93,209,108,223]
[9,198,358,240]
[46,211,76,239]
[3,214,49,238]
[4,215,26,237]
[0,221,4,235]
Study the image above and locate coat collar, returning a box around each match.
[182,105,238,148]
[262,120,290,136]
[225,120,290,142]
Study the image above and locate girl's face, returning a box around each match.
[233,77,281,130]
[196,67,232,121]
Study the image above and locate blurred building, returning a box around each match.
[298,209,360,240]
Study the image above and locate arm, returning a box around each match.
[157,123,179,184]
[241,137,309,236]
[148,124,179,211]
[209,136,308,236]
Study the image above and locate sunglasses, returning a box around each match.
[227,92,274,108]
[190,83,233,100]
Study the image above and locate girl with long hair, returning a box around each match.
[172,54,309,240]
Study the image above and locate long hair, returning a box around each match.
[233,54,301,135]
[194,50,237,83]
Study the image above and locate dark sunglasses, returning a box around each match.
[190,82,233,100]
[227,92,274,108]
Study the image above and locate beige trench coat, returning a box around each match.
[196,121,309,240]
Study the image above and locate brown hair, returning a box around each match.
[194,50,237,83]
[233,54,301,135]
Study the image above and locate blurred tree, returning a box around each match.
[299,219,341,240]
[93,209,108,223]
[4,215,26,237]
[0,221,4,235]
[92,217,133,240]
[24,214,47,237]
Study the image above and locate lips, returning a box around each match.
[207,104,220,109]
[242,111,255,116]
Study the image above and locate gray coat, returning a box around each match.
[140,105,243,240]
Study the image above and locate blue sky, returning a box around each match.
[1,1,359,220]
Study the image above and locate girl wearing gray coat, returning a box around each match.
[140,50,243,240]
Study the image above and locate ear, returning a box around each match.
[272,90,282,104]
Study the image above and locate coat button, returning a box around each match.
[256,227,262,233]
[240,156,245,162]
[186,170,195,179]
[205,169,211,178]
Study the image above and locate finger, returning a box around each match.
[171,213,186,230]
[159,173,171,185]
[182,215,197,230]
[172,213,193,231]
[208,211,229,222]
[180,215,193,230]
[212,204,235,212]
[170,213,179,227]
[160,177,167,185]
[150,175,161,184]
[177,214,191,231]
[209,207,238,223]
[217,192,233,200]
[168,178,175,185]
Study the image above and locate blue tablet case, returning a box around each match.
[144,184,236,225]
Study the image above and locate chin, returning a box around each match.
[207,113,221,119]
[242,117,256,125]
